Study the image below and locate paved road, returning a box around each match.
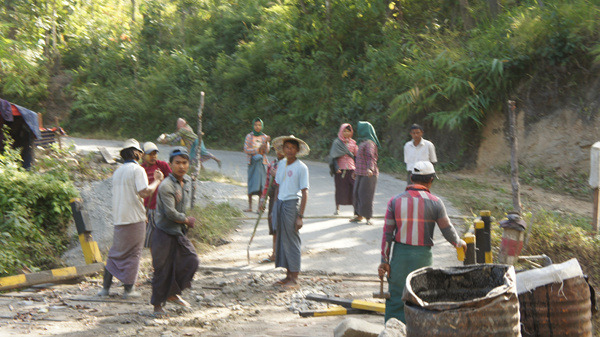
[68,137,462,275]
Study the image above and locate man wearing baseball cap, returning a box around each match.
[141,142,172,247]
[98,139,164,299]
[151,147,199,316]
[378,161,466,323]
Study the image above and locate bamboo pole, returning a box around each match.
[508,100,521,213]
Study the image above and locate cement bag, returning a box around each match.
[517,259,593,337]
[403,264,521,337]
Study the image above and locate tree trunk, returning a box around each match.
[131,0,136,22]
[458,0,474,30]
[508,100,521,213]
[487,0,499,18]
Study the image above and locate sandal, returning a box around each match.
[349,217,363,223]
[366,220,374,226]
[167,295,190,308]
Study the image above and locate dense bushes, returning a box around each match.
[0,140,79,276]
[2,0,600,166]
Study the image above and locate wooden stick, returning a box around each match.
[508,100,521,213]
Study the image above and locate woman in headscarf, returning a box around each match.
[351,121,380,226]
[328,123,358,215]
[243,118,271,212]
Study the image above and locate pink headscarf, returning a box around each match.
[338,123,356,144]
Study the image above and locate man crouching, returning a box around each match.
[151,147,199,317]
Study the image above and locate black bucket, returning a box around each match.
[403,264,521,337]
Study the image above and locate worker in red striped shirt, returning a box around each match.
[378,161,466,323]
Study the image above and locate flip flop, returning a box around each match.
[167,296,190,308]
[243,208,253,212]
[151,311,169,318]
[366,220,374,226]
[259,257,274,264]
[349,217,363,223]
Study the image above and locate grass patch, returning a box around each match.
[493,163,589,199]
[197,170,244,186]
[187,202,243,253]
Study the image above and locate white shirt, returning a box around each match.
[404,139,437,172]
[112,162,149,225]
[275,158,309,201]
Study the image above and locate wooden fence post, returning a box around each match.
[508,100,521,214]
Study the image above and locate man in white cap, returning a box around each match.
[141,141,172,247]
[98,139,164,298]
[378,161,465,323]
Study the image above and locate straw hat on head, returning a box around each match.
[271,135,310,157]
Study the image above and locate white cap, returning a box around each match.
[412,161,437,178]
[143,142,159,154]
[121,138,142,152]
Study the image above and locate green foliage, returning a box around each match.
[3,0,600,169]
[187,202,243,252]
[0,134,79,276]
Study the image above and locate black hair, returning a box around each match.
[410,173,435,184]
[169,154,190,163]
[410,123,423,131]
[344,125,352,131]
[283,139,300,150]
[120,148,139,161]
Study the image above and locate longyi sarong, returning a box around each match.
[334,169,355,205]
[385,243,432,323]
[105,221,145,284]
[274,199,301,272]
[247,155,266,195]
[150,228,199,306]
[353,175,377,218]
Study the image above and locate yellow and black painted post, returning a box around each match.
[0,263,104,291]
[306,293,385,313]
[475,210,493,264]
[299,306,370,317]
[456,232,476,265]
[70,198,102,264]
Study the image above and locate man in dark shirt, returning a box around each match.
[151,147,199,317]
[141,142,172,247]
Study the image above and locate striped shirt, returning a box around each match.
[381,185,459,263]
[355,140,378,176]
[243,133,270,164]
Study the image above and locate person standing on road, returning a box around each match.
[351,121,380,226]
[141,142,172,248]
[98,139,164,299]
[378,161,466,323]
[403,124,437,183]
[258,147,285,263]
[272,136,310,289]
[151,147,200,317]
[243,118,270,212]
[329,123,358,216]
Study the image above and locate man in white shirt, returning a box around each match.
[404,124,437,182]
[98,139,164,299]
[271,136,310,289]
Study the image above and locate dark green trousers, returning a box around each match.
[385,243,432,323]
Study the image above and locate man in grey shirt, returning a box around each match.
[150,147,199,317]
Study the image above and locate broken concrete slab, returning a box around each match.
[334,317,383,337]
[378,318,406,337]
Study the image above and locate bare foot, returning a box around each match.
[273,277,290,286]
[244,208,253,212]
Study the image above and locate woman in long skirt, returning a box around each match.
[328,123,358,215]
[351,121,380,226]
[243,118,270,212]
